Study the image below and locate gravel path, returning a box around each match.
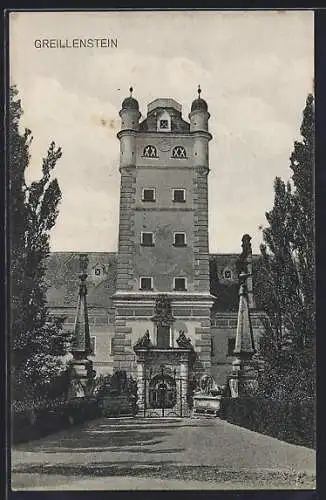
[11,416,316,490]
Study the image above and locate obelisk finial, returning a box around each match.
[72,254,91,356]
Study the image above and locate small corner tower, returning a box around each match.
[118,87,141,169]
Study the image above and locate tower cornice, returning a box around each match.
[117,129,138,140]
[189,110,211,120]
[190,130,212,141]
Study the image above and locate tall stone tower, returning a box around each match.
[112,87,214,414]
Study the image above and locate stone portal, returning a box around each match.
[134,341,194,417]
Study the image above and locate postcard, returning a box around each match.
[8,10,315,491]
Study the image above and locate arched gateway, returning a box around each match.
[133,331,196,417]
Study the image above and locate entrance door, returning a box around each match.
[157,325,170,348]
[149,374,176,416]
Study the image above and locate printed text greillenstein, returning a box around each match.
[34,38,118,49]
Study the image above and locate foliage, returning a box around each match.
[220,396,315,449]
[9,85,70,401]
[94,371,138,417]
[256,94,315,398]
[12,396,102,444]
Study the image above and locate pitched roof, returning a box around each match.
[45,252,261,313]
[45,252,117,309]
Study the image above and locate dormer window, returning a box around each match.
[172,146,187,159]
[160,120,169,129]
[143,145,158,158]
[94,268,101,276]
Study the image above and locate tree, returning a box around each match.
[257,94,315,398]
[9,85,70,401]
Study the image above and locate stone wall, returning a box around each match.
[50,305,264,384]
[117,166,137,291]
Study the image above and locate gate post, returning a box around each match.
[135,352,146,416]
[180,353,189,416]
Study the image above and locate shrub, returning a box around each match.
[220,396,315,449]
[11,396,102,444]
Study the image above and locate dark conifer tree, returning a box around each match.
[9,85,70,401]
[257,94,315,398]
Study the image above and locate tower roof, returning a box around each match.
[121,87,139,111]
[191,85,208,112]
[147,98,182,114]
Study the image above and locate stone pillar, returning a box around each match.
[116,166,136,292]
[136,353,146,414]
[228,271,258,398]
[179,353,190,417]
[69,254,96,398]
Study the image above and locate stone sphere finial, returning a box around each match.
[122,87,139,110]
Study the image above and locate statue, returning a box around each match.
[134,330,153,349]
[196,374,222,396]
[236,234,252,276]
[176,330,193,349]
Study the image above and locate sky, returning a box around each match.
[9,10,314,254]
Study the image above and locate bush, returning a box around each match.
[12,372,139,444]
[99,394,134,417]
[220,396,315,449]
[11,396,102,444]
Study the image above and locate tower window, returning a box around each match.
[173,277,187,291]
[172,189,186,203]
[142,145,158,158]
[159,119,169,129]
[141,232,154,246]
[172,146,187,158]
[227,338,236,356]
[140,277,153,290]
[142,188,156,202]
[157,111,171,132]
[173,232,186,247]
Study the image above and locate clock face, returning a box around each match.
[158,139,172,152]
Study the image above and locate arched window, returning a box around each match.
[172,146,187,159]
[143,145,158,158]
[224,269,232,280]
